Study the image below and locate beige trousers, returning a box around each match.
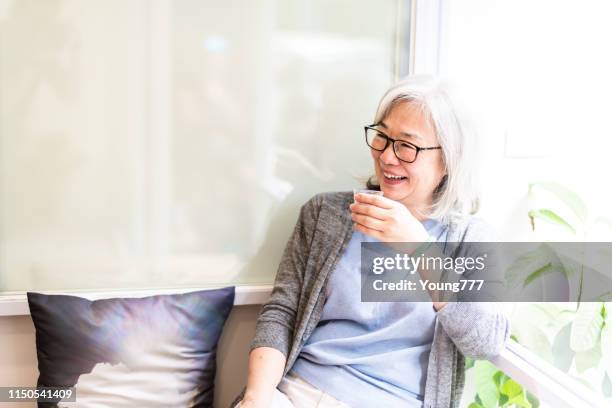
[236,371,351,408]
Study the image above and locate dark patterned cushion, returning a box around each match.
[27,287,235,407]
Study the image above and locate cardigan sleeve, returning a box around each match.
[435,217,511,360]
[435,301,510,359]
[249,194,322,358]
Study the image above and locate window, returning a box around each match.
[0,0,408,293]
[426,1,612,405]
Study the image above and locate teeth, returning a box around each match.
[384,173,406,180]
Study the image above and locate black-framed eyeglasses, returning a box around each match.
[364,124,441,163]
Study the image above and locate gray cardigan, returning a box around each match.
[230,191,510,408]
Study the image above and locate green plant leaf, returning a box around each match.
[552,246,584,278]
[493,370,509,388]
[468,403,485,408]
[505,244,560,288]
[506,391,532,408]
[526,391,540,408]
[529,182,588,222]
[528,209,576,234]
[570,302,604,352]
[500,379,523,398]
[511,324,553,363]
[574,342,602,373]
[465,356,475,370]
[473,360,500,408]
[523,263,567,287]
[518,303,573,331]
[602,305,612,377]
[552,322,574,372]
[532,303,563,320]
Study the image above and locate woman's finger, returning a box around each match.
[354,193,394,209]
[353,222,384,240]
[350,202,388,221]
[351,213,385,232]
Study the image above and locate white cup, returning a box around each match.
[353,188,384,201]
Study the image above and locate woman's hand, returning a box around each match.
[351,193,449,309]
[433,301,447,311]
[350,193,429,243]
[240,347,285,408]
[237,395,269,408]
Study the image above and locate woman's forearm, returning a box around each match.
[242,346,287,405]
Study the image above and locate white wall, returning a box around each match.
[0,305,261,408]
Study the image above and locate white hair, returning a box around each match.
[368,75,479,224]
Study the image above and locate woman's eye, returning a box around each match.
[399,142,416,150]
[373,133,388,143]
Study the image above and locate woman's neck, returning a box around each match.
[402,201,431,221]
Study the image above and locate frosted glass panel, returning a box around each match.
[0,0,401,292]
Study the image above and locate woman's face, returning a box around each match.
[371,101,446,216]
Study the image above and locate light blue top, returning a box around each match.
[291,220,448,408]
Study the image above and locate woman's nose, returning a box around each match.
[379,143,400,164]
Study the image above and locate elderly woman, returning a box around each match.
[231,75,510,408]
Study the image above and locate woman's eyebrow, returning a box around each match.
[400,132,423,142]
[378,121,423,141]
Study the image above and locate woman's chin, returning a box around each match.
[381,188,403,200]
[382,185,414,202]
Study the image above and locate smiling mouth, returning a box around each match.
[383,172,407,181]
